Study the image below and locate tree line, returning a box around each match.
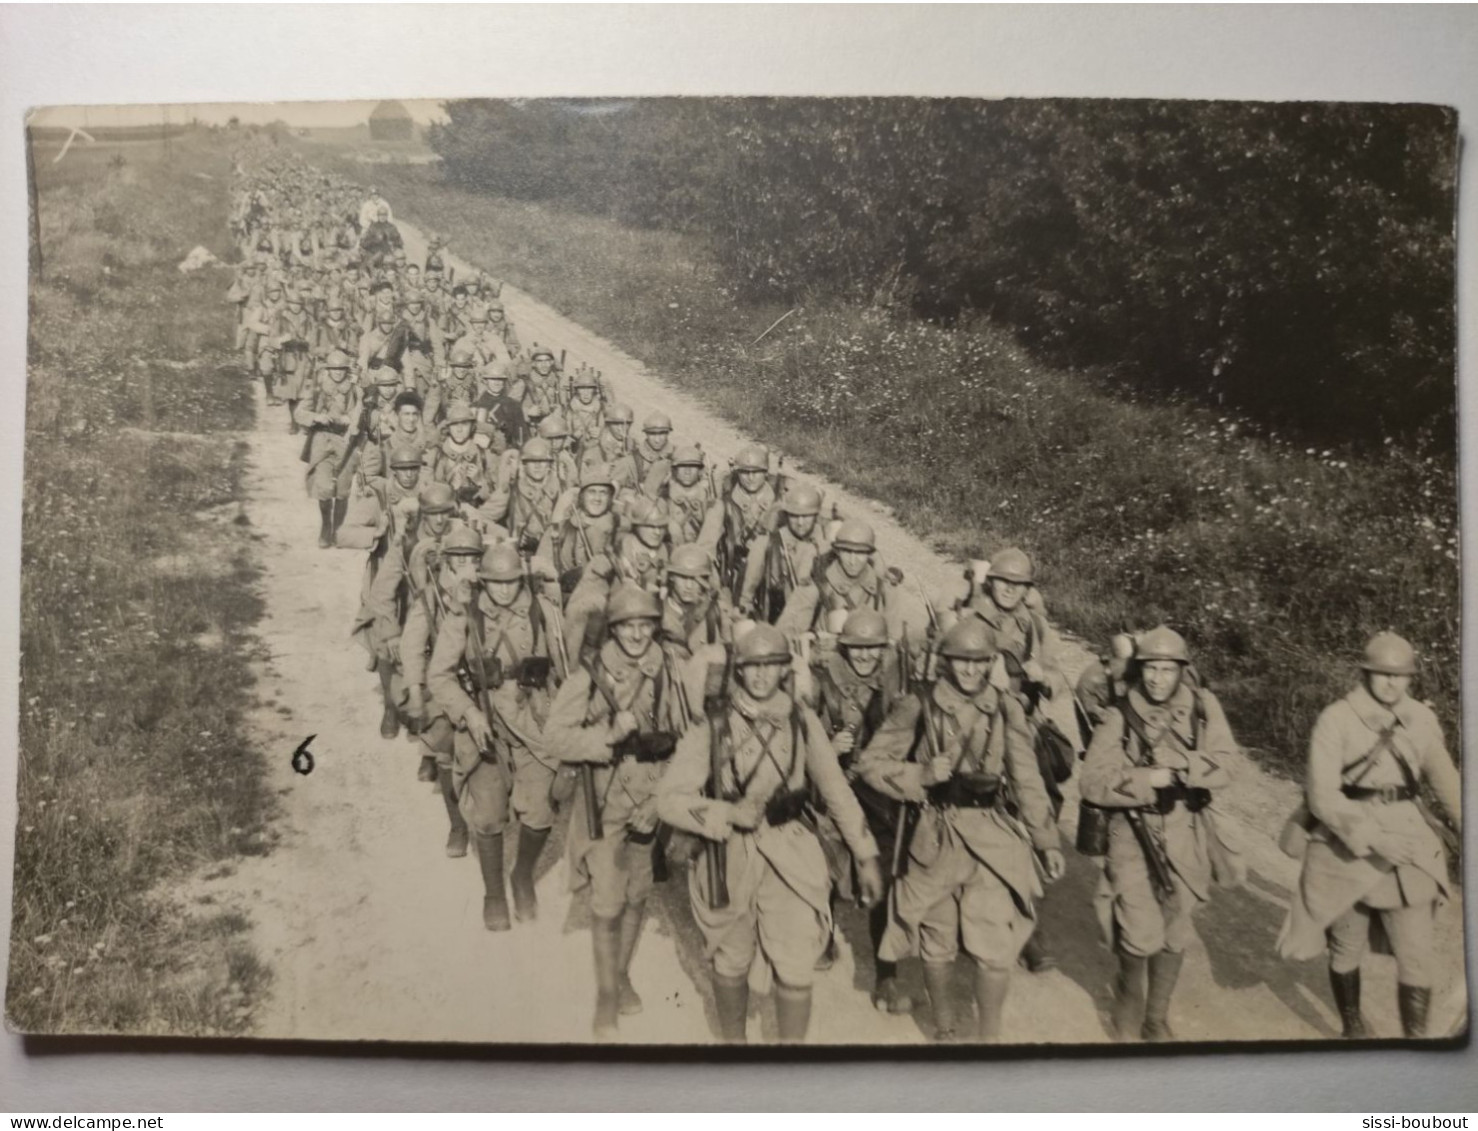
[428,97,1457,448]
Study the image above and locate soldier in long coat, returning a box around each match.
[427,543,567,931]
[1080,626,1239,1042]
[545,585,703,1038]
[660,544,734,657]
[741,484,828,626]
[663,446,723,549]
[856,617,1064,1042]
[717,445,781,606]
[1277,633,1461,1039]
[658,624,883,1044]
[292,348,361,547]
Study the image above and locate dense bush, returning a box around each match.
[429,98,1457,447]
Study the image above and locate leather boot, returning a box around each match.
[377,661,400,739]
[591,915,622,1039]
[287,401,300,435]
[1329,966,1367,1038]
[869,902,913,1014]
[439,768,468,858]
[1141,949,1184,1042]
[475,833,511,932]
[712,971,749,1044]
[510,823,551,922]
[973,964,1012,1042]
[1020,923,1058,973]
[775,983,813,1043]
[923,961,957,1043]
[417,755,438,783]
[616,901,646,1015]
[1398,983,1432,1038]
[1110,951,1148,1041]
[331,496,348,541]
[317,500,334,549]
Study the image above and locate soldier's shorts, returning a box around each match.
[1327,902,1435,987]
[1102,857,1197,958]
[584,834,655,920]
[452,731,556,836]
[903,838,1031,971]
[691,833,829,989]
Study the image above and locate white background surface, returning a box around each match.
[1,3,1475,1112]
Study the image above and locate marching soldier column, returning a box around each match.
[224,146,1463,1044]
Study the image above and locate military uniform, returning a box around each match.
[1277,634,1460,1038]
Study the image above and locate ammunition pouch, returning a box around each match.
[1342,783,1416,803]
[625,825,659,845]
[517,531,541,556]
[615,730,678,764]
[512,655,552,691]
[929,771,1003,811]
[764,788,810,827]
[558,567,584,597]
[1076,799,1112,856]
[1153,781,1212,814]
[460,657,505,693]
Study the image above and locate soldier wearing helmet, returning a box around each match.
[582,401,639,490]
[628,411,678,498]
[311,290,360,365]
[259,282,315,424]
[483,437,563,556]
[536,412,581,491]
[427,538,567,932]
[398,288,443,397]
[800,606,912,1013]
[566,368,607,458]
[740,483,827,624]
[427,399,496,509]
[1277,632,1460,1040]
[547,584,704,1038]
[1081,626,1240,1042]
[483,295,522,358]
[716,444,782,604]
[613,497,674,592]
[293,346,362,547]
[357,202,403,269]
[856,616,1065,1043]
[536,461,620,604]
[662,445,722,548]
[659,623,884,1044]
[660,543,734,656]
[356,292,406,379]
[437,283,475,350]
[786,517,902,640]
[425,339,482,426]
[521,344,562,424]
[474,361,529,455]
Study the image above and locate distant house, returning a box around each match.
[368,100,415,142]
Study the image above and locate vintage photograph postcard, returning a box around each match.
[6,96,1463,1047]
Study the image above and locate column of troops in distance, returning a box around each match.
[224,147,1463,1046]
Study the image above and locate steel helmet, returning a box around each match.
[987,547,1035,585]
[389,445,424,470]
[628,498,669,528]
[530,345,555,362]
[831,519,876,553]
[538,414,569,440]
[323,348,354,369]
[572,370,599,390]
[734,444,769,473]
[667,543,713,580]
[1361,632,1417,676]
[449,341,478,367]
[374,369,403,390]
[839,609,889,649]
[441,524,485,557]
[671,445,705,468]
[442,400,477,427]
[606,403,635,425]
[643,411,673,433]
[606,583,662,625]
[478,543,525,583]
[418,483,456,514]
[519,437,554,462]
[735,623,791,666]
[782,485,823,517]
[1135,625,1190,665]
[487,299,505,313]
[939,618,993,661]
[579,462,616,491]
[402,289,426,307]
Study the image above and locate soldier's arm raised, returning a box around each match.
[854,696,929,803]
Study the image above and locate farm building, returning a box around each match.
[368,100,414,142]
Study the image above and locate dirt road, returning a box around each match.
[185,216,1466,1046]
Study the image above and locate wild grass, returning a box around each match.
[323,159,1459,774]
[8,132,274,1035]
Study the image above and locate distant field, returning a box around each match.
[301,148,1460,775]
[9,132,273,1036]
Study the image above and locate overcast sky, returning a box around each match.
[30,99,449,129]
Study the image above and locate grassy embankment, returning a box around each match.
[8,131,273,1035]
[315,156,1459,776]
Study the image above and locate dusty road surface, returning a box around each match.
[185,212,1467,1047]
